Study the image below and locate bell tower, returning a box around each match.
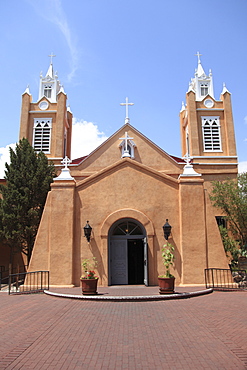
[19,56,72,165]
[180,53,237,171]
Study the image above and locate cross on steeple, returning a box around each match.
[48,53,56,65]
[120,97,134,124]
[195,51,202,63]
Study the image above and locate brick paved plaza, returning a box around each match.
[0,287,247,369]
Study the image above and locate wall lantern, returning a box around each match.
[163,219,172,240]
[84,221,92,242]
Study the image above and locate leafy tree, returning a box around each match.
[218,225,240,268]
[210,173,247,259]
[0,138,56,266]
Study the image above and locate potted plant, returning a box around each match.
[158,242,175,294]
[80,257,98,295]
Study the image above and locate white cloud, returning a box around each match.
[28,0,79,82]
[0,121,107,178]
[71,119,108,159]
[0,144,16,179]
[1,134,246,177]
[238,161,247,173]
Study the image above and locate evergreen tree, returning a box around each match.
[210,173,247,257]
[0,138,56,266]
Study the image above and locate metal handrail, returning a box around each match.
[205,268,247,290]
[8,271,49,295]
[0,265,28,291]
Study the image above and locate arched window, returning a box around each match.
[202,116,222,152]
[43,84,52,99]
[200,83,208,97]
[33,118,52,153]
[112,220,143,236]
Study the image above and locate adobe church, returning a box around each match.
[19,55,238,287]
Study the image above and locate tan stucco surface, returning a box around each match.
[28,124,230,287]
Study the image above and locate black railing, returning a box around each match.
[205,268,247,290]
[8,271,49,295]
[0,266,3,290]
[0,265,28,291]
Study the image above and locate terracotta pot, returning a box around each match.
[80,278,98,295]
[158,277,175,294]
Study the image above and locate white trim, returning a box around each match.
[197,108,224,111]
[29,110,57,113]
[193,163,238,166]
[192,156,237,159]
[73,123,179,166]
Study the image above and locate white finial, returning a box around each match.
[180,101,186,111]
[61,156,72,169]
[55,156,74,181]
[180,154,201,177]
[188,80,194,93]
[120,97,134,124]
[24,85,31,95]
[221,82,230,95]
[59,85,65,94]
[181,127,200,177]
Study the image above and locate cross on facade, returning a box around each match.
[48,53,56,64]
[61,156,72,169]
[184,129,191,165]
[183,152,191,165]
[120,97,134,124]
[119,131,134,157]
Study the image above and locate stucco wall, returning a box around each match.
[28,157,228,287]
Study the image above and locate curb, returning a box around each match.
[44,288,213,301]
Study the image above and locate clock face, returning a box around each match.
[204,99,214,108]
[39,101,49,110]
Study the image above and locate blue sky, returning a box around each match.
[0,0,247,177]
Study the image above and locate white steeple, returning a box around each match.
[189,52,214,101]
[38,54,62,103]
[45,62,54,79]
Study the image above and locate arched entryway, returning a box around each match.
[109,218,148,286]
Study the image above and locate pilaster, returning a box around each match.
[179,176,206,284]
[54,92,67,158]
[19,92,32,140]
[49,179,76,286]
[221,92,237,157]
[186,91,200,156]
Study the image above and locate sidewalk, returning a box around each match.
[0,287,247,369]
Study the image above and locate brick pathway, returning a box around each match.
[0,288,247,369]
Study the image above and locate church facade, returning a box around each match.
[19,56,238,287]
